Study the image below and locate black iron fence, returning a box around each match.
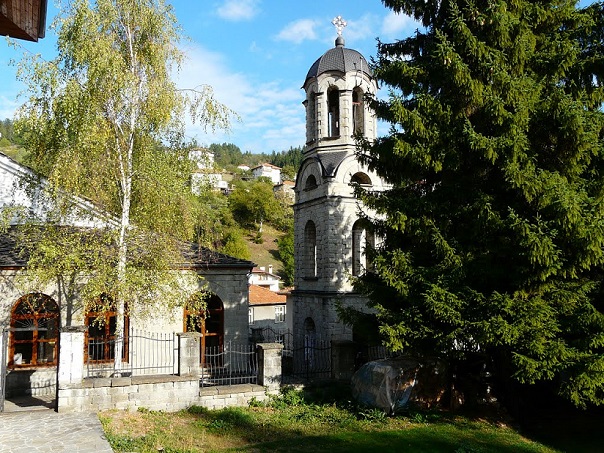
[285,339,332,381]
[86,329,177,378]
[200,342,258,387]
[252,327,331,382]
[252,327,395,383]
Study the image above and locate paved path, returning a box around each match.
[0,410,114,453]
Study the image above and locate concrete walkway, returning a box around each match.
[0,401,113,453]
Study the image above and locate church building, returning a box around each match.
[291,18,388,347]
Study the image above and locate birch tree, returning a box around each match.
[14,0,233,371]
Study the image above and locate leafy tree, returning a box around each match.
[277,228,294,287]
[228,179,281,233]
[273,189,294,232]
[356,0,604,407]
[280,165,297,182]
[13,0,233,370]
[193,188,231,249]
[0,118,23,145]
[220,227,251,260]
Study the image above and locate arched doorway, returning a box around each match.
[4,293,59,408]
[9,293,59,368]
[184,293,224,365]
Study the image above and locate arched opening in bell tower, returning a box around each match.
[327,87,340,137]
[352,87,365,135]
[304,220,317,278]
[352,219,374,276]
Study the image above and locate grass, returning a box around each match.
[99,386,560,453]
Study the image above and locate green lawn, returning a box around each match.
[99,387,562,453]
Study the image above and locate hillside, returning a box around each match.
[242,224,285,275]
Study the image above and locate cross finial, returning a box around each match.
[332,16,347,37]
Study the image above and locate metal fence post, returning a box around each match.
[0,330,8,412]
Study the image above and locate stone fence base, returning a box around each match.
[58,375,275,413]
[54,333,283,413]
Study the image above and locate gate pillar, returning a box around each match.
[58,326,86,388]
[257,343,283,391]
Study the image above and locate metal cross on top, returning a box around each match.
[332,15,347,36]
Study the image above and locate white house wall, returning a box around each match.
[0,152,112,228]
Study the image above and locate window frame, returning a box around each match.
[275,305,285,323]
[84,302,129,364]
[9,293,59,368]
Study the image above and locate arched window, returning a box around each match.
[305,174,317,190]
[304,317,316,337]
[184,293,224,364]
[327,87,340,137]
[352,219,375,276]
[85,296,129,363]
[351,172,372,185]
[304,220,317,278]
[9,293,59,367]
[352,87,365,134]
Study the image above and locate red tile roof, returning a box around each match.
[249,284,286,306]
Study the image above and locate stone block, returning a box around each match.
[111,377,132,387]
[92,378,111,388]
[199,387,219,397]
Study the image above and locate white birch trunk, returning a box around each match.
[113,19,137,373]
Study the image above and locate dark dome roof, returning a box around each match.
[304,37,372,85]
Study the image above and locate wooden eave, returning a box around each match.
[0,0,47,42]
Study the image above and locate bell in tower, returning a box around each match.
[290,17,388,362]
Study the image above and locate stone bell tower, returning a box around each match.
[291,17,388,346]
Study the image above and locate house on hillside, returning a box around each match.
[189,149,214,170]
[191,171,229,194]
[0,151,254,400]
[273,180,295,202]
[249,266,281,292]
[189,149,229,194]
[251,163,281,185]
[248,284,289,335]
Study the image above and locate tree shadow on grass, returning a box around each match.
[518,406,604,453]
[228,422,552,453]
[184,392,551,453]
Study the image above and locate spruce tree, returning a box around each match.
[357,0,604,407]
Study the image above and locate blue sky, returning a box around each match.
[0,0,596,154]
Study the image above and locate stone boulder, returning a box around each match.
[351,356,447,414]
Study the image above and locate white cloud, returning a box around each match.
[216,0,260,22]
[275,19,320,44]
[174,44,305,153]
[381,11,418,39]
[344,14,379,44]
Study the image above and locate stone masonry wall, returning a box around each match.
[57,375,273,413]
[56,342,283,413]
